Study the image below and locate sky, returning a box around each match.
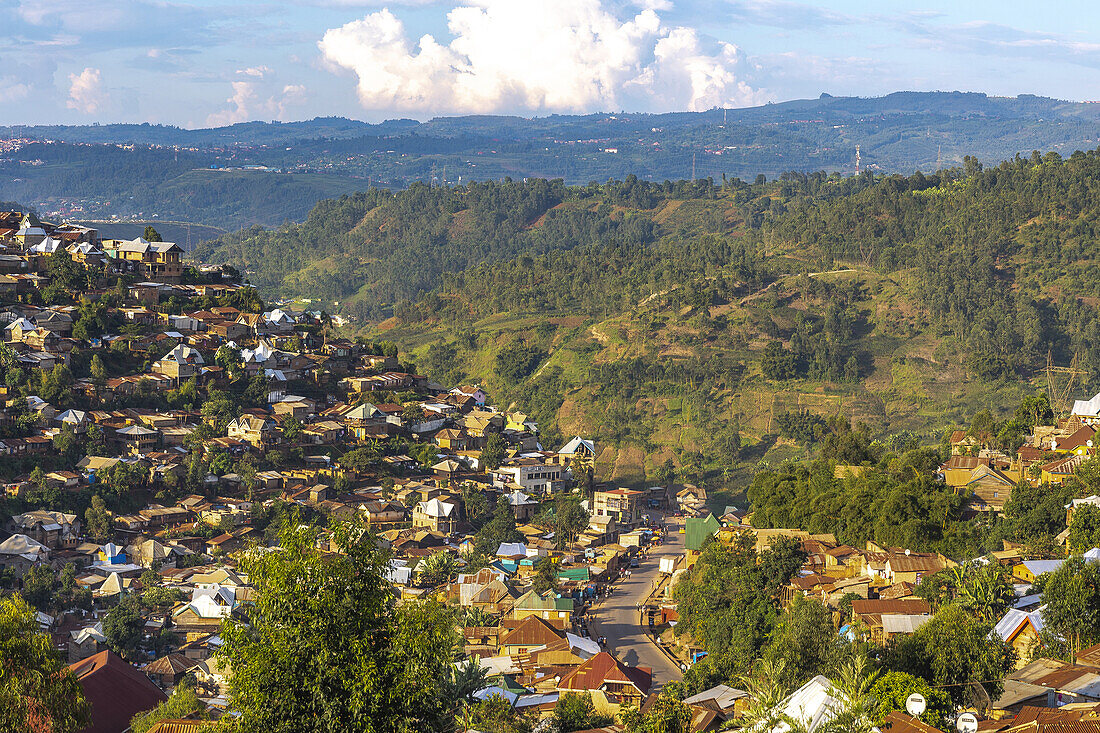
[4,0,1100,128]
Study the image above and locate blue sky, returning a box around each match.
[3,0,1100,127]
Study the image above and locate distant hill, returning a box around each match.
[7,91,1100,227]
[193,147,1100,498]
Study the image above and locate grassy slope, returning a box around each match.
[373,196,1032,496]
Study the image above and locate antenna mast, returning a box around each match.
[855,145,861,175]
[937,145,943,172]
[1047,350,1089,423]
[691,152,696,182]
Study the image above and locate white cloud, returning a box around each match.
[66,67,104,114]
[0,78,32,103]
[238,65,271,77]
[206,78,311,127]
[206,80,257,126]
[318,0,767,115]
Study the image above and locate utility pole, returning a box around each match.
[855,145,861,175]
[691,153,696,182]
[937,145,943,172]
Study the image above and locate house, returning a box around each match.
[883,552,945,584]
[227,415,278,450]
[499,614,564,656]
[143,653,196,689]
[69,622,107,662]
[413,498,459,534]
[492,459,565,496]
[677,485,709,515]
[509,588,573,627]
[116,424,159,454]
[7,509,80,547]
[152,344,205,382]
[592,488,643,528]
[0,533,49,577]
[504,490,540,523]
[994,608,1046,669]
[450,385,488,406]
[556,651,652,715]
[558,436,597,471]
[850,599,931,644]
[1013,559,1065,584]
[68,650,168,733]
[102,237,184,283]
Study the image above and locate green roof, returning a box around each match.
[685,513,720,551]
[557,567,590,582]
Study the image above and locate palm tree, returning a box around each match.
[735,658,809,733]
[461,606,499,628]
[420,551,460,586]
[819,653,881,733]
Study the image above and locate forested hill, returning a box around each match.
[197,148,1100,508]
[11,90,1100,227]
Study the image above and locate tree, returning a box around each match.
[21,564,59,611]
[85,494,113,542]
[822,654,880,733]
[130,682,202,733]
[419,551,459,586]
[621,693,692,733]
[1068,505,1100,553]
[870,671,951,729]
[475,501,525,556]
[218,517,458,732]
[763,595,842,689]
[89,353,107,381]
[282,415,303,442]
[1037,557,1100,660]
[532,557,558,594]
[143,226,163,242]
[103,595,146,661]
[0,595,91,733]
[885,604,1014,705]
[761,341,799,381]
[401,403,423,425]
[481,433,507,470]
[553,692,613,732]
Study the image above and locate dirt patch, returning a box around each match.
[611,444,647,485]
[651,199,684,225]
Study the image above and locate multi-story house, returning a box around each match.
[103,237,184,283]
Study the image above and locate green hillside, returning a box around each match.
[194,150,1100,500]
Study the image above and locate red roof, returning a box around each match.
[500,615,563,648]
[557,651,651,695]
[69,650,167,733]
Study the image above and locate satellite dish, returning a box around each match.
[1089,440,1094,448]
[957,712,979,733]
[905,548,911,556]
[906,693,927,717]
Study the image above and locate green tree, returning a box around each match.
[90,353,107,381]
[481,433,507,470]
[761,341,799,381]
[553,692,613,732]
[103,595,146,661]
[21,563,59,611]
[0,595,91,733]
[218,517,459,732]
[870,671,951,729]
[885,604,1013,706]
[475,501,525,556]
[130,682,202,733]
[763,595,842,689]
[282,415,303,442]
[532,557,559,594]
[85,496,113,544]
[143,226,163,242]
[1068,505,1100,553]
[622,693,692,733]
[1037,556,1100,660]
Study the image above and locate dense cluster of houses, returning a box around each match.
[0,210,698,731]
[936,398,1100,518]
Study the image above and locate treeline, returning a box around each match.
[753,151,1100,378]
[195,179,574,319]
